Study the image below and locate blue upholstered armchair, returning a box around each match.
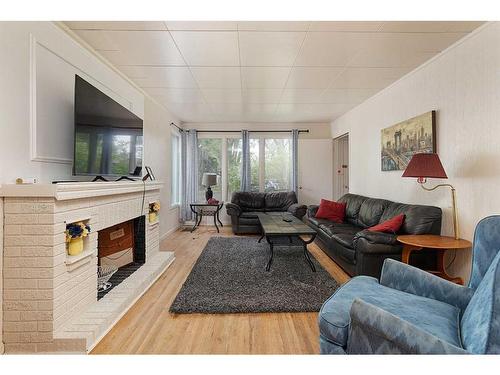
[319,215,500,354]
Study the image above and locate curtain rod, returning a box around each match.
[170,123,309,134]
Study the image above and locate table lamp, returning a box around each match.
[202,173,218,201]
[402,153,459,239]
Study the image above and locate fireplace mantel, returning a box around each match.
[0,181,164,200]
[1,180,174,353]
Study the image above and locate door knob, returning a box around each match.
[299,186,303,189]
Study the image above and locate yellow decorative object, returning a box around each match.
[149,212,158,223]
[68,237,84,256]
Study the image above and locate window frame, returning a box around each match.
[170,130,181,208]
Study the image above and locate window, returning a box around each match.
[171,132,181,206]
[226,138,242,200]
[250,139,260,192]
[191,134,293,202]
[264,138,291,192]
[198,138,222,201]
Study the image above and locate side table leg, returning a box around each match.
[436,251,464,285]
[213,213,220,233]
[216,210,223,227]
[190,213,199,233]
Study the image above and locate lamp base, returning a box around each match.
[205,186,213,201]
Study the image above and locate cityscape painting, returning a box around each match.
[381,111,436,171]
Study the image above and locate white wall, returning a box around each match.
[330,22,500,282]
[0,22,180,236]
[143,97,180,239]
[0,23,181,345]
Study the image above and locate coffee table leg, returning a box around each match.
[258,234,264,243]
[265,236,274,271]
[302,235,317,272]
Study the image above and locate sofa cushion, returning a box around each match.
[380,202,442,235]
[232,192,266,210]
[357,198,392,228]
[308,217,336,227]
[338,194,367,226]
[319,276,462,348]
[264,191,297,211]
[315,199,346,223]
[368,214,405,233]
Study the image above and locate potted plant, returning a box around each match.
[65,222,91,256]
[149,202,160,223]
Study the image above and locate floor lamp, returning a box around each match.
[402,153,459,240]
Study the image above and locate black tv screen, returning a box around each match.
[73,75,143,177]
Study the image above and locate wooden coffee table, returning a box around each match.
[397,234,472,285]
[257,213,317,272]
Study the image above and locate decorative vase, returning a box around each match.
[68,237,84,256]
[149,212,157,223]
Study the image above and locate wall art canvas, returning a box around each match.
[381,110,436,171]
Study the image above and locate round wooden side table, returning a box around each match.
[396,234,472,285]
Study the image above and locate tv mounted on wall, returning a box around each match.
[73,75,143,177]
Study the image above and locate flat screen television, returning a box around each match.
[73,75,143,177]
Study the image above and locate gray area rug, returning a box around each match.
[169,236,340,314]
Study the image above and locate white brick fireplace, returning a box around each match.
[0,181,174,353]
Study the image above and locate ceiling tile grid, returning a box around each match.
[65,21,484,123]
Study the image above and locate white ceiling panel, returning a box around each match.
[64,21,480,123]
[308,21,384,32]
[242,89,283,103]
[295,32,371,66]
[239,31,306,66]
[280,89,326,103]
[146,88,205,103]
[77,30,185,65]
[330,67,412,89]
[170,31,239,66]
[165,21,238,31]
[118,66,197,88]
[241,67,291,88]
[66,21,168,30]
[190,67,241,88]
[201,88,243,103]
[285,67,344,88]
[237,21,311,31]
[379,21,484,33]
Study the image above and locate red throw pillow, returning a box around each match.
[315,199,346,223]
[368,214,405,233]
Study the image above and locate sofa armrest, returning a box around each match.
[347,299,468,354]
[354,230,398,245]
[307,205,319,218]
[380,258,475,312]
[353,231,401,255]
[225,202,242,217]
[288,203,307,219]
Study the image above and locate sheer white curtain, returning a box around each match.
[180,129,198,223]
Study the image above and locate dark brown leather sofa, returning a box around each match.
[305,193,442,278]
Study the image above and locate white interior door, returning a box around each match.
[333,134,349,200]
[298,139,333,205]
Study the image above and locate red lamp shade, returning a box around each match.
[402,153,448,179]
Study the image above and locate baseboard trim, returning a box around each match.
[160,225,180,242]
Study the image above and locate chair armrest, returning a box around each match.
[380,258,475,311]
[347,299,468,354]
[225,202,242,217]
[288,203,307,219]
[307,205,319,218]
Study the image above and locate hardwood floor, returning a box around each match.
[91,226,350,354]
